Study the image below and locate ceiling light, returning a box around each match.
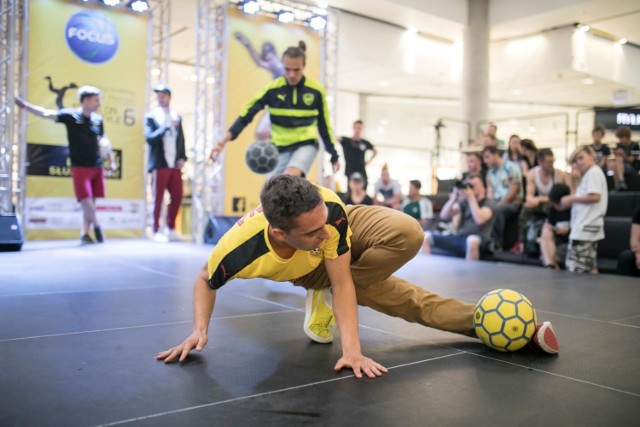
[128,0,149,12]
[579,25,590,32]
[309,15,327,31]
[102,0,121,6]
[278,10,295,24]
[618,38,628,45]
[241,0,260,15]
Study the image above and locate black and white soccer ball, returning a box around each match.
[245,140,279,174]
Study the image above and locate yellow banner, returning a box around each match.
[25,0,148,239]
[224,7,322,216]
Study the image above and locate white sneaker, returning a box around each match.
[167,229,182,242]
[153,232,168,243]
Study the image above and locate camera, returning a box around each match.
[454,179,471,190]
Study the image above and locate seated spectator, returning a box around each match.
[422,173,495,261]
[613,125,640,191]
[462,152,487,186]
[539,184,572,269]
[486,122,506,150]
[590,124,610,176]
[616,206,640,277]
[401,180,433,229]
[519,148,572,255]
[559,145,608,274]
[520,138,538,175]
[503,134,526,172]
[342,172,374,206]
[483,146,523,252]
[373,164,402,209]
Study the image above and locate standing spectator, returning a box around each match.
[423,174,495,260]
[486,122,506,150]
[612,125,640,191]
[373,164,402,209]
[462,152,487,186]
[616,207,640,277]
[483,146,523,252]
[210,41,340,178]
[342,172,373,205]
[519,148,572,255]
[401,180,433,229]
[560,146,608,274]
[590,125,610,175]
[339,120,377,189]
[539,184,572,269]
[144,85,187,243]
[15,86,112,244]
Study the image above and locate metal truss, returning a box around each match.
[319,7,338,181]
[0,0,26,217]
[146,0,170,105]
[191,0,226,243]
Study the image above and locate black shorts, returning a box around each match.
[432,233,492,258]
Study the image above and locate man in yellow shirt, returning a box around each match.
[157,176,558,377]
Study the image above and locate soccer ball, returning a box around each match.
[473,289,537,352]
[245,140,279,174]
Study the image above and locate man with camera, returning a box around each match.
[422,173,495,260]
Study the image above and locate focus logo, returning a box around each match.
[65,10,119,64]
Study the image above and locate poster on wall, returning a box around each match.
[24,0,148,239]
[223,7,323,216]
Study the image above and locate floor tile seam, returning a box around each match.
[0,309,299,343]
[96,352,466,426]
[468,352,640,398]
[0,284,187,298]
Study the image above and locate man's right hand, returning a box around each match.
[156,330,208,364]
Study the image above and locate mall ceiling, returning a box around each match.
[166,0,640,107]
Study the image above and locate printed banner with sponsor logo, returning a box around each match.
[24,0,147,239]
[223,8,322,216]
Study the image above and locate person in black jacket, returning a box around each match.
[144,85,187,242]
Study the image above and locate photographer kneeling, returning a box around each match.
[422,173,495,260]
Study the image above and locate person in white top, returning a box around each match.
[559,145,608,273]
[144,85,187,242]
[519,148,572,254]
[373,164,402,210]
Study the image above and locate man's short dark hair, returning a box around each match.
[537,148,554,162]
[260,175,323,232]
[548,184,571,205]
[410,180,421,190]
[354,120,363,126]
[482,146,500,156]
[465,173,485,188]
[467,152,482,161]
[592,124,605,135]
[282,41,306,65]
[615,125,631,139]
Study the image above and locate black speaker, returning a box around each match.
[0,213,23,251]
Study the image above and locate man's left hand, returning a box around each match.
[176,159,185,169]
[334,352,388,379]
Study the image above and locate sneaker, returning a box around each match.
[529,321,559,355]
[94,226,104,243]
[152,231,168,243]
[303,288,336,344]
[614,181,628,191]
[167,229,182,242]
[509,241,524,255]
[81,234,95,245]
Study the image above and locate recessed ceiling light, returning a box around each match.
[580,25,590,32]
[618,38,628,45]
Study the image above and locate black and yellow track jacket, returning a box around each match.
[228,76,340,164]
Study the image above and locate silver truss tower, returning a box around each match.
[146,0,171,104]
[192,0,226,243]
[0,0,27,216]
[318,7,338,182]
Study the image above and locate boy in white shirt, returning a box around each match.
[559,146,608,273]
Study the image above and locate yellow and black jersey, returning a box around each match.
[207,186,351,290]
[228,76,340,164]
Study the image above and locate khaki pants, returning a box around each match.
[295,205,475,336]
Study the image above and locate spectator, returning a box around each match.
[339,120,377,189]
[483,146,523,252]
[373,164,402,209]
[520,138,539,174]
[613,125,640,191]
[15,86,113,244]
[462,152,487,186]
[519,148,572,255]
[486,122,506,150]
[423,173,495,260]
[559,146,608,274]
[590,125,610,175]
[342,172,373,205]
[615,207,640,277]
[144,85,187,243]
[539,184,572,269]
[401,180,433,229]
[503,134,525,170]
